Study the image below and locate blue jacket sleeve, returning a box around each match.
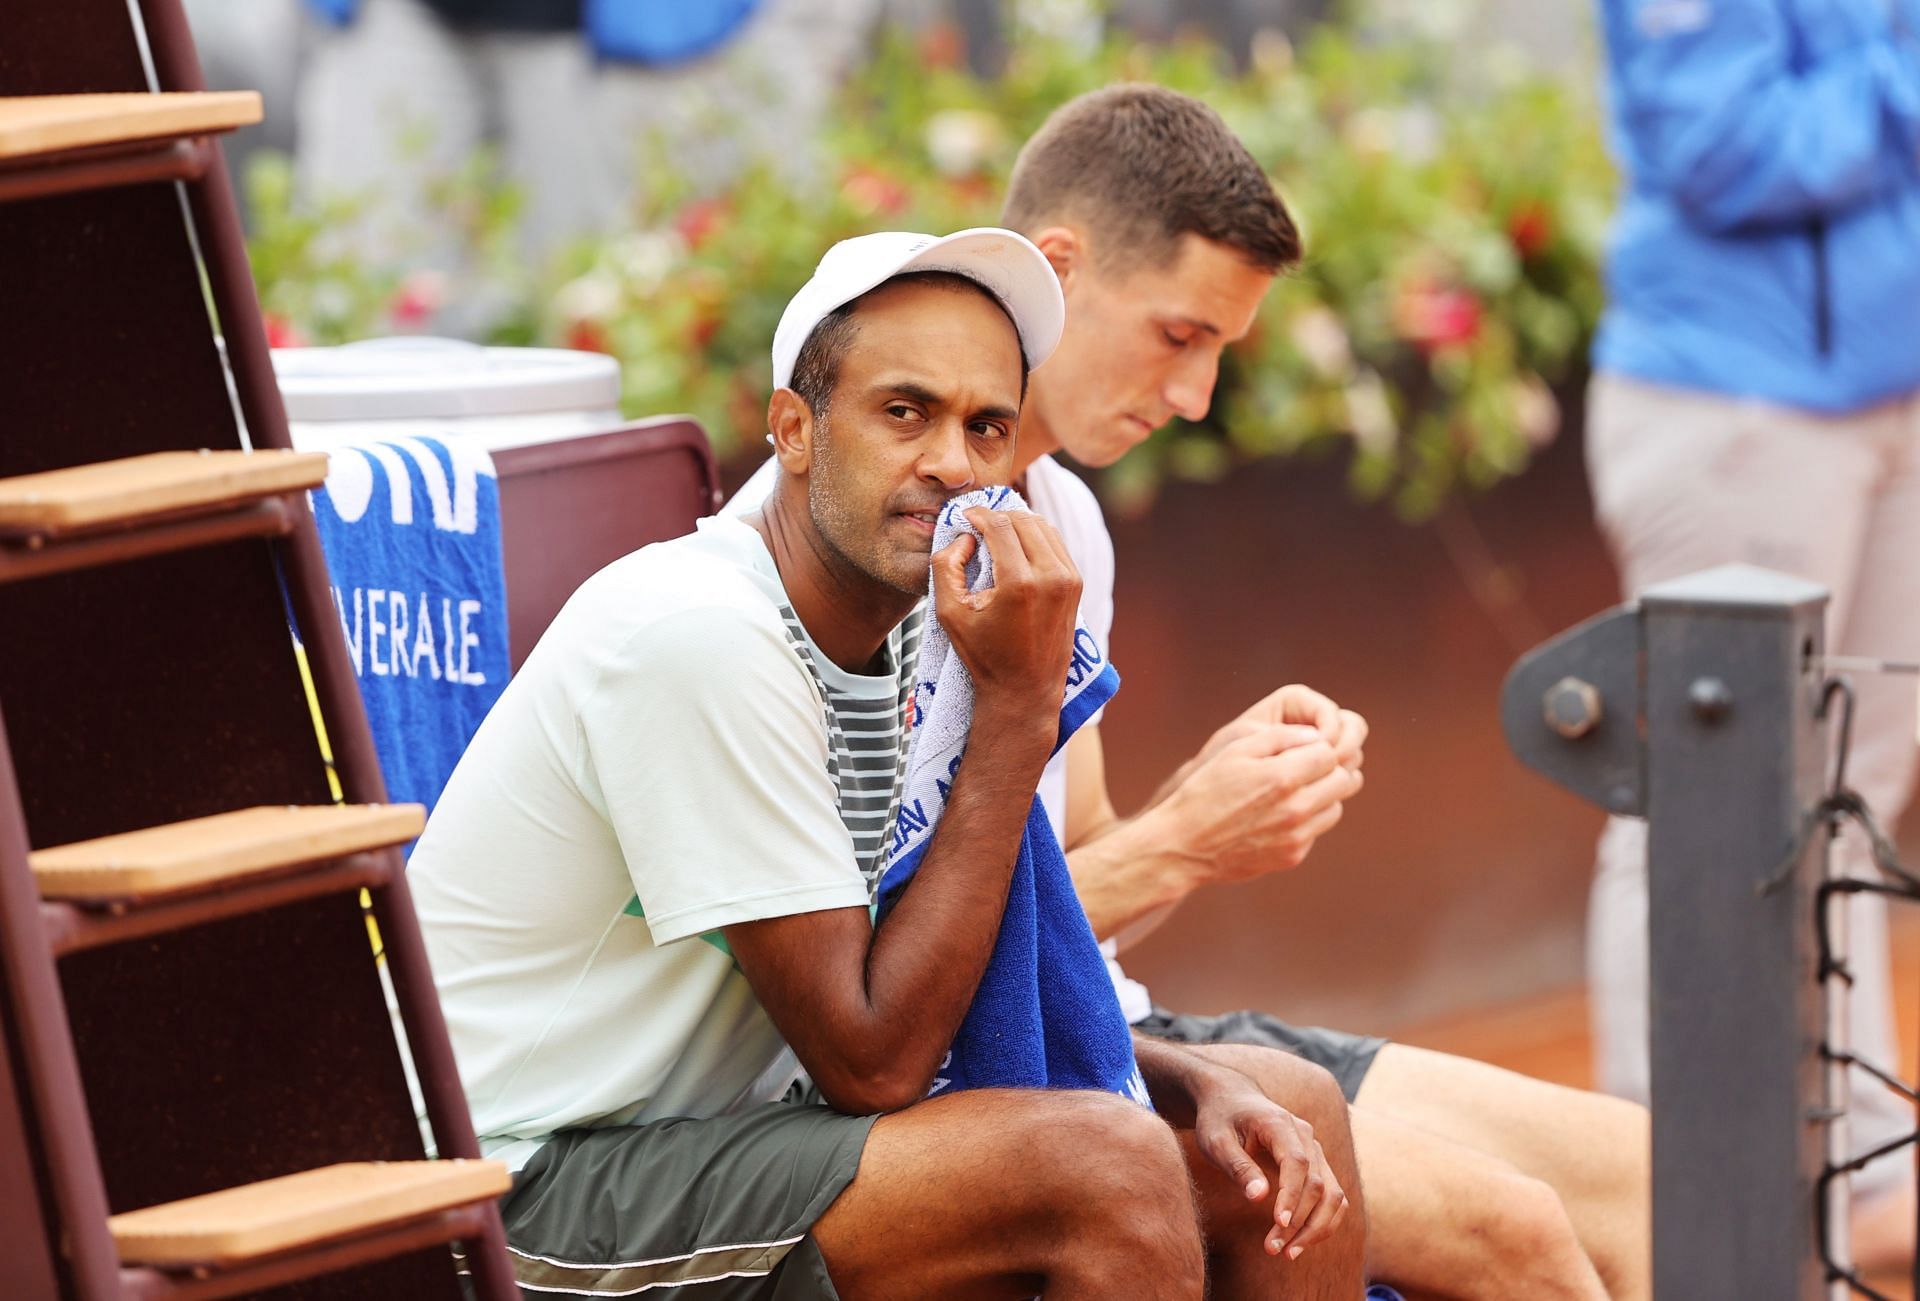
[1604,0,1920,231]
[303,0,359,25]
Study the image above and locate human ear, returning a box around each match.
[1030,225,1081,289]
[767,389,816,474]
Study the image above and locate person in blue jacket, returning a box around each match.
[1586,0,1920,1266]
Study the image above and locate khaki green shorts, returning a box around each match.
[497,1098,875,1299]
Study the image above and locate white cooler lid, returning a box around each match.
[272,338,621,422]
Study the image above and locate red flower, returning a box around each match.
[1393,281,1482,353]
[841,165,911,218]
[945,174,997,207]
[919,21,965,69]
[1507,201,1553,258]
[566,320,611,354]
[389,271,446,327]
[263,313,306,349]
[674,197,731,253]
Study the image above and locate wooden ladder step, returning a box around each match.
[0,92,261,163]
[0,449,327,537]
[110,1159,510,1268]
[32,804,425,901]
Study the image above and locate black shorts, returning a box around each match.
[497,1098,875,1299]
[1134,1005,1389,1102]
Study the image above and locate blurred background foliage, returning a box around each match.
[246,10,1615,518]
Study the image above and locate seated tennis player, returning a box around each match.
[407,227,1367,1298]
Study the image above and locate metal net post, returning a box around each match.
[1503,564,1834,1298]
[1639,568,1830,1296]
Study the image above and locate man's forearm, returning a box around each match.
[856,701,1056,1094]
[1131,1032,1232,1128]
[1067,800,1202,941]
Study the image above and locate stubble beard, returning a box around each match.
[806,415,928,599]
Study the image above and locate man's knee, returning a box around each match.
[1279,1057,1350,1139]
[1480,1171,1586,1265]
[1039,1091,1195,1211]
[820,1090,1204,1298]
[1027,1092,1206,1288]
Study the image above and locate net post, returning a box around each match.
[1639,565,1830,1297]
[1503,563,1832,1298]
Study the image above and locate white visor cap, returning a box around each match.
[771,227,1065,391]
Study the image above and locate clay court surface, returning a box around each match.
[1399,909,1920,1297]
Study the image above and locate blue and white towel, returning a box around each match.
[307,436,508,814]
[878,485,1147,1105]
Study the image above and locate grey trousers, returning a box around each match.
[1584,372,1920,1203]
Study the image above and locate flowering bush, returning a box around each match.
[249,18,1614,518]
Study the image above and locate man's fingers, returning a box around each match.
[1220,724,1326,761]
[1262,1123,1310,1245]
[1337,708,1368,748]
[1201,1126,1269,1201]
[1267,1126,1325,1257]
[963,506,1035,589]
[1283,1162,1349,1257]
[1274,684,1342,738]
[1291,796,1346,845]
[1006,509,1076,581]
[931,532,979,615]
[1267,738,1342,788]
[1289,758,1362,813]
[1333,709,1368,767]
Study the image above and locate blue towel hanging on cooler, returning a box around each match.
[307,436,509,814]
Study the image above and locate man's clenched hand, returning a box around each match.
[933,507,1082,725]
[1150,685,1366,887]
[1190,684,1367,775]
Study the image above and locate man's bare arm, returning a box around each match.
[726,510,1081,1115]
[1060,724,1192,941]
[1064,689,1367,942]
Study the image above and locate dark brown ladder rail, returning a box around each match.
[0,2,521,1297]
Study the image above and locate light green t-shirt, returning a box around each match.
[409,515,912,1171]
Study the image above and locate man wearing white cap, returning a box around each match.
[731,87,1652,1298]
[409,227,1366,1297]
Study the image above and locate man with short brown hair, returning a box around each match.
[1011,83,1651,1300]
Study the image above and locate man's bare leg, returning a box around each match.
[1351,1107,1609,1300]
[812,1088,1206,1299]
[1191,1040,1615,1299]
[1175,1044,1369,1299]
[1356,1044,1650,1300]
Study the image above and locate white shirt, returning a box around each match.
[725,455,1155,1022]
[409,514,906,1170]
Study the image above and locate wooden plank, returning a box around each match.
[109,1159,509,1267]
[0,449,326,534]
[31,804,425,900]
[0,92,260,161]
